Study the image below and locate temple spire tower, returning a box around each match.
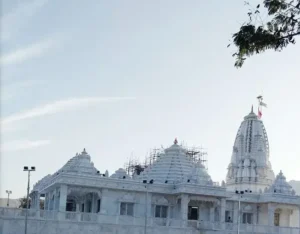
[226,106,275,193]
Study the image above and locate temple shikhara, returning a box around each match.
[1,107,300,234]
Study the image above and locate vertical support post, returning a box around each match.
[268,203,274,234]
[47,193,51,210]
[58,185,68,220]
[24,170,30,234]
[53,190,57,211]
[233,201,238,228]
[35,192,40,218]
[167,205,171,226]
[144,187,148,234]
[181,194,189,227]
[237,197,241,234]
[76,203,80,212]
[76,202,81,221]
[268,203,274,226]
[99,189,108,214]
[220,198,226,230]
[210,206,215,222]
[35,193,40,210]
[253,206,257,225]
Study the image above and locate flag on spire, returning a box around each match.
[260,101,267,108]
[257,95,267,119]
[258,107,262,119]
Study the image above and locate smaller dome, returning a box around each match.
[58,149,98,175]
[188,162,213,185]
[267,171,296,195]
[111,168,129,179]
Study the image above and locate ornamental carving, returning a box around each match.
[152,196,169,205]
[67,186,101,198]
[243,205,253,212]
[118,192,136,202]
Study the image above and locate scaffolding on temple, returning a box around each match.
[124,147,164,177]
[124,143,209,177]
[185,146,208,170]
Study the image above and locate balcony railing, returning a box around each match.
[0,207,299,234]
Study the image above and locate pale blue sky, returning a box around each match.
[1,0,300,198]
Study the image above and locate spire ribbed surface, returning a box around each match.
[226,108,275,192]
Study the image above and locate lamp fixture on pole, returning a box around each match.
[235,189,252,234]
[24,166,35,234]
[143,179,154,234]
[6,190,12,207]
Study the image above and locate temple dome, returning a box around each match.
[110,168,130,179]
[226,107,275,192]
[58,149,98,175]
[139,139,213,185]
[32,149,98,192]
[266,171,296,195]
[188,161,213,185]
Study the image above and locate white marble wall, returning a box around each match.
[0,218,221,234]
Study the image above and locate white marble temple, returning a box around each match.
[0,107,300,234]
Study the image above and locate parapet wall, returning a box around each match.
[0,218,213,234]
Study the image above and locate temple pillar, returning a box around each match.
[167,205,171,226]
[145,191,152,218]
[233,202,239,226]
[52,191,56,210]
[253,206,257,225]
[181,194,189,227]
[76,203,80,212]
[220,198,226,229]
[44,194,47,210]
[92,193,97,213]
[31,195,35,209]
[49,193,53,210]
[76,202,81,221]
[99,189,109,215]
[47,193,50,210]
[210,206,215,222]
[268,203,274,226]
[220,199,226,222]
[58,185,68,220]
[35,192,40,218]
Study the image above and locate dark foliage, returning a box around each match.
[19,197,31,209]
[230,0,300,67]
[18,196,44,209]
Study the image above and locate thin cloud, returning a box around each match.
[1,0,49,41]
[1,139,50,152]
[1,97,136,126]
[0,38,58,66]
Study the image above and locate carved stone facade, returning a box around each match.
[0,108,300,234]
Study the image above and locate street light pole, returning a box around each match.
[144,185,148,234]
[143,179,153,234]
[6,190,12,207]
[237,194,241,234]
[235,189,252,234]
[24,166,35,234]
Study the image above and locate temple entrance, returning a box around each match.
[66,199,76,212]
[188,206,199,220]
